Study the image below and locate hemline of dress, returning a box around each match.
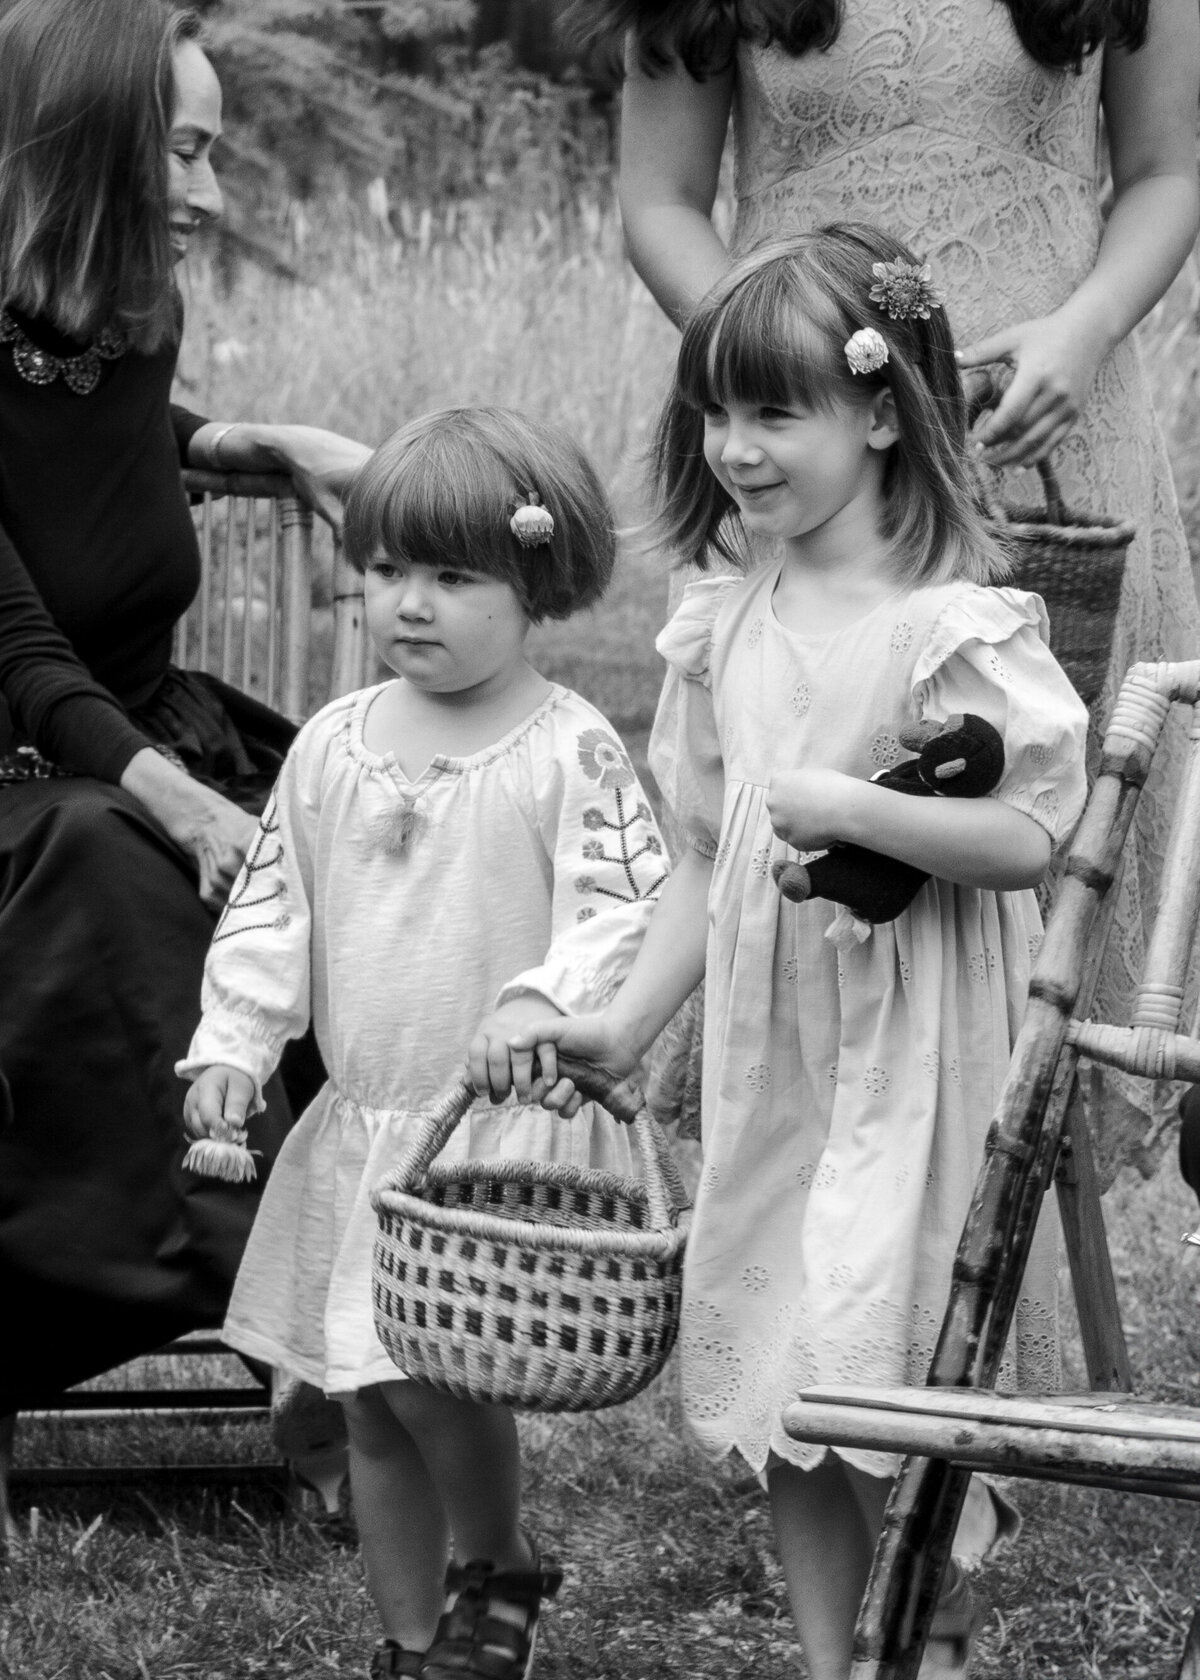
[221,1321,411,1399]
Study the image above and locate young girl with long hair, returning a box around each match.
[179,406,667,1680]
[500,225,1090,1680]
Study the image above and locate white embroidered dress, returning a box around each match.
[179,682,667,1396]
[651,570,1088,1474]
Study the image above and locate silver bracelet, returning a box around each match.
[208,422,239,469]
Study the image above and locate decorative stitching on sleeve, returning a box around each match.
[575,729,668,905]
[212,795,289,944]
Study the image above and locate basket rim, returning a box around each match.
[994,513,1135,547]
[419,1155,653,1201]
[374,1185,689,1260]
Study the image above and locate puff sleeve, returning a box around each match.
[912,586,1089,849]
[175,714,325,1108]
[647,577,736,858]
[495,707,669,1017]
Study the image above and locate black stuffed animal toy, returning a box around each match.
[771,713,1005,926]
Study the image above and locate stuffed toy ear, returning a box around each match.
[772,713,1006,929]
[914,714,1005,797]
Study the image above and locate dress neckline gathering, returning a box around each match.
[347,679,568,786]
[765,569,912,643]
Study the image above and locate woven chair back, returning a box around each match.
[176,469,374,719]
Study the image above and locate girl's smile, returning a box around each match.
[702,393,896,560]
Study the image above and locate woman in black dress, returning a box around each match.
[0,0,370,1524]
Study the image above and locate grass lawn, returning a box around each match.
[4,1154,1198,1679]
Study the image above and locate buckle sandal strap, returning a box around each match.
[422,1547,562,1680]
[369,1640,425,1678]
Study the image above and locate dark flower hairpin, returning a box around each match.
[869,260,945,322]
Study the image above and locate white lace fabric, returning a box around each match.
[729,0,1200,1175]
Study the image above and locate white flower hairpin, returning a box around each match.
[510,492,554,548]
[844,327,889,376]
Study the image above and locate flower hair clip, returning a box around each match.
[510,492,554,548]
[845,327,889,376]
[869,259,945,322]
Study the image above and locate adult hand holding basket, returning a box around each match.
[370,1058,690,1413]
[966,367,1134,710]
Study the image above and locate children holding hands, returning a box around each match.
[179,407,666,1680]
[182,223,1087,1680]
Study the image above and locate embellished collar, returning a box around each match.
[0,306,126,395]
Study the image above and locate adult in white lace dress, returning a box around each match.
[603,0,1200,1170]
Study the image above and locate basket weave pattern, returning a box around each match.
[968,375,1134,710]
[371,1071,689,1412]
[989,471,1134,711]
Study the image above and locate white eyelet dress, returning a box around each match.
[650,568,1089,1474]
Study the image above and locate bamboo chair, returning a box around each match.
[783,658,1200,1680]
[174,468,372,714]
[8,471,372,1506]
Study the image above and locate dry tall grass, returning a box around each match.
[177,194,1200,744]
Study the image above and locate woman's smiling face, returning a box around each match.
[167,40,223,263]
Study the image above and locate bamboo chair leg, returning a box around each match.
[845,668,1170,1677]
[0,1413,17,1546]
[1178,1603,1200,1680]
[1054,1082,1133,1392]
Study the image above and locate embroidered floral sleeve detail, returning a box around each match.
[212,795,289,944]
[575,730,668,907]
[494,708,670,1018]
[176,740,318,1105]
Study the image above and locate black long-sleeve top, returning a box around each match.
[0,305,208,782]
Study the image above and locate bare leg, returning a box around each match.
[379,1380,526,1571]
[0,1414,16,1547]
[768,1455,891,1680]
[342,1386,449,1650]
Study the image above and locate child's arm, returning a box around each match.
[767,767,1051,892]
[500,844,714,1112]
[175,724,322,1127]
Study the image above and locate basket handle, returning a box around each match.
[376,1057,688,1231]
[963,366,1068,526]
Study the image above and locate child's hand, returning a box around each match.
[767,768,861,852]
[506,1012,643,1118]
[469,996,565,1106]
[183,1064,257,1139]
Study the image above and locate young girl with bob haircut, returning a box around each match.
[180,406,667,1680]
[500,226,1090,1679]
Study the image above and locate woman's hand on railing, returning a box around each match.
[120,746,258,909]
[189,421,373,534]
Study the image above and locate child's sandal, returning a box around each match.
[420,1538,562,1680]
[369,1640,426,1678]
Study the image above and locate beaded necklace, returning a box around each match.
[0,307,126,395]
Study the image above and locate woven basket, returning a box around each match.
[371,1060,690,1413]
[968,374,1134,710]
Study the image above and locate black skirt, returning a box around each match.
[0,670,318,1412]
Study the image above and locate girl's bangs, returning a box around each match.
[368,438,516,576]
[680,283,842,413]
